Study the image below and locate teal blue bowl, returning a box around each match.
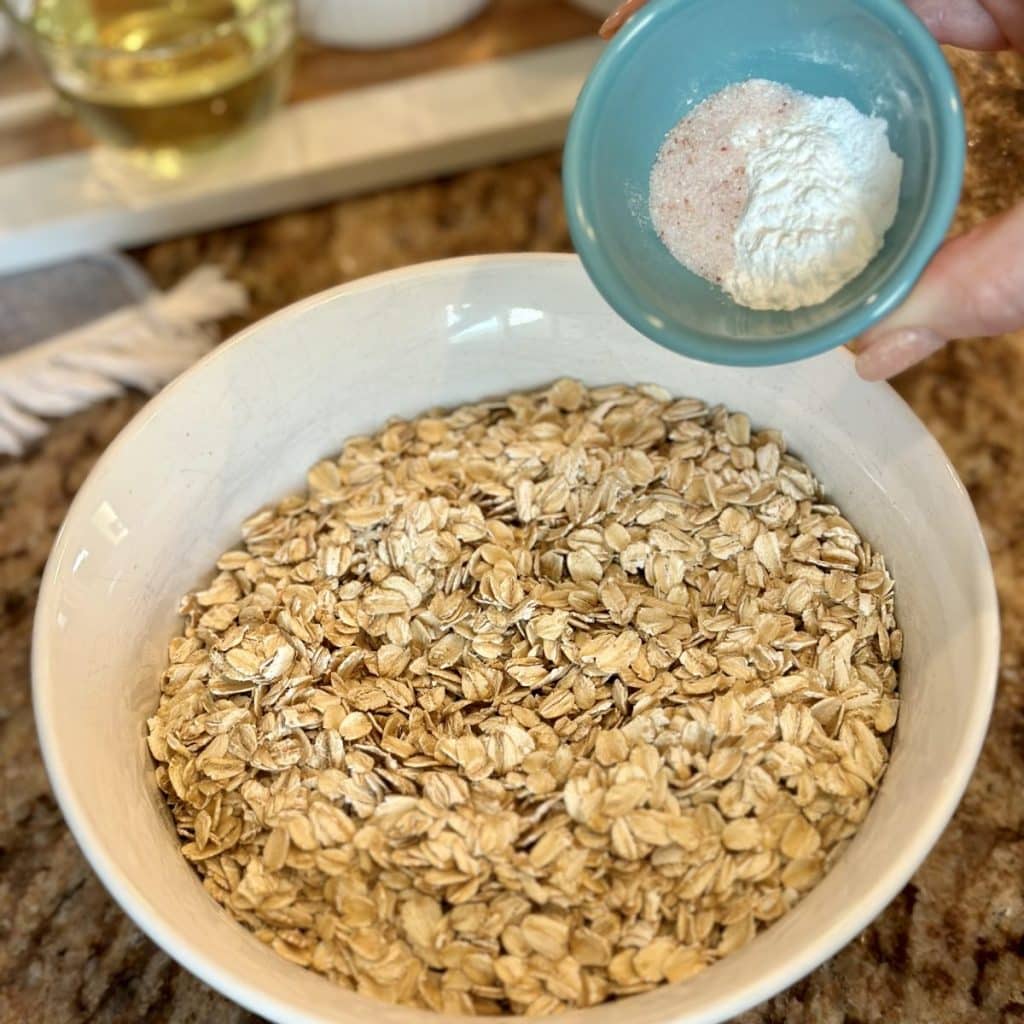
[563,0,966,367]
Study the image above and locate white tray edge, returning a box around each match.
[0,37,602,274]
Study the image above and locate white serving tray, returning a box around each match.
[0,37,601,274]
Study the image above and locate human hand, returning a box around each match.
[597,0,1024,380]
[598,0,648,38]
[855,1,1024,379]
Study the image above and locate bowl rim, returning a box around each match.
[562,0,967,368]
[33,253,999,1024]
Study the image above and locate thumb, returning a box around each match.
[599,0,649,38]
[904,0,1016,50]
[855,202,1024,380]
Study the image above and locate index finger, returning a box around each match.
[599,0,650,39]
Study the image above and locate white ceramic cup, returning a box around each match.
[34,255,998,1024]
[298,0,489,49]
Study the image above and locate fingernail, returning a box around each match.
[855,327,946,381]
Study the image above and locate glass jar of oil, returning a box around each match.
[7,0,295,155]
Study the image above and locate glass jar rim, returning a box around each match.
[1,0,294,59]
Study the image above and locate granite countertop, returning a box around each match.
[1,49,1022,1024]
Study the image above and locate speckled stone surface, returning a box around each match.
[1,49,1022,1024]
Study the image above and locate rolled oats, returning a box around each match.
[148,381,900,1014]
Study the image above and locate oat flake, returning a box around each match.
[148,381,900,1015]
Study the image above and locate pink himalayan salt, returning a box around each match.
[649,80,795,288]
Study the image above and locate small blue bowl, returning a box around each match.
[563,0,966,367]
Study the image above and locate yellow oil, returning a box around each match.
[28,0,293,152]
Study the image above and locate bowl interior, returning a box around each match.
[34,256,996,1024]
[564,0,965,366]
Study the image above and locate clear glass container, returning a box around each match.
[4,0,295,158]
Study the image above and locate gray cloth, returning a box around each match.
[0,254,152,356]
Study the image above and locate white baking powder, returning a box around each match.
[649,80,903,311]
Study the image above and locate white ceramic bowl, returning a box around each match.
[34,255,998,1024]
[298,0,488,49]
